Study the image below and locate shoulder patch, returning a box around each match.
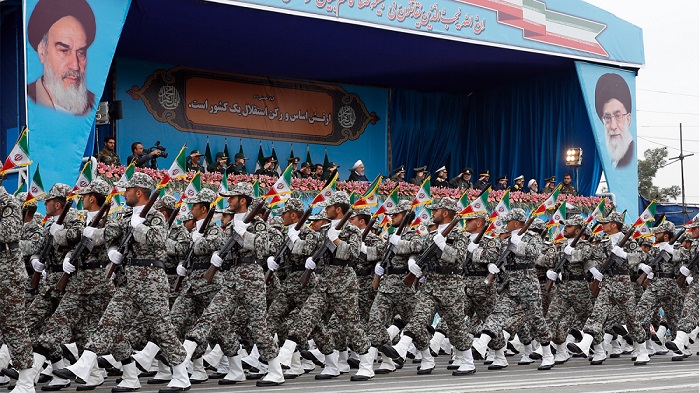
[628,241,638,250]
[2,206,14,218]
[487,239,497,248]
[305,233,315,241]
[455,239,466,250]
[255,222,266,233]
[208,228,218,236]
[150,217,163,226]
[546,247,556,255]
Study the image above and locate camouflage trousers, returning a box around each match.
[463,276,496,335]
[0,249,33,369]
[636,278,683,338]
[482,270,552,350]
[678,278,699,332]
[85,266,186,365]
[267,271,315,344]
[187,264,277,361]
[545,280,593,344]
[25,272,63,342]
[357,275,376,324]
[583,275,644,345]
[367,283,416,347]
[404,274,472,352]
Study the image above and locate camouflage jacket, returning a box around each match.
[378,227,424,293]
[355,231,385,274]
[102,206,168,261]
[599,232,642,273]
[45,208,84,268]
[165,223,190,272]
[66,210,115,295]
[422,224,469,272]
[183,221,224,295]
[0,188,25,279]
[312,222,362,293]
[639,241,687,276]
[470,234,497,271]
[288,224,320,272]
[557,239,594,277]
[20,218,47,260]
[237,215,284,262]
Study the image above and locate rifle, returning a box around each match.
[677,249,698,288]
[105,190,160,280]
[589,225,636,298]
[372,211,414,290]
[484,216,536,290]
[203,201,265,283]
[262,207,272,221]
[173,205,217,291]
[544,224,587,292]
[637,229,685,288]
[264,207,313,285]
[166,207,179,228]
[56,202,111,292]
[31,199,73,291]
[462,220,490,276]
[299,209,353,286]
[404,215,462,288]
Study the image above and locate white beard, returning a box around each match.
[44,66,88,115]
[606,129,633,165]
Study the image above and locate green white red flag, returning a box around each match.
[265,164,293,207]
[311,171,338,206]
[374,186,399,217]
[411,176,432,208]
[158,145,188,189]
[353,175,382,208]
[24,164,46,206]
[177,172,202,216]
[0,128,31,174]
[459,187,491,216]
[633,200,657,228]
[547,203,566,227]
[411,207,432,228]
[586,198,606,224]
[532,184,561,216]
[72,160,94,196]
[486,190,511,233]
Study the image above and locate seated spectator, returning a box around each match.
[254,156,278,177]
[409,165,427,186]
[208,152,229,174]
[494,175,508,191]
[433,166,451,188]
[348,160,368,182]
[313,164,324,180]
[390,165,406,182]
[97,135,120,166]
[542,176,557,194]
[231,152,249,175]
[297,162,313,178]
[186,149,205,172]
[510,175,525,192]
[450,167,473,189]
[474,170,491,191]
[528,179,539,194]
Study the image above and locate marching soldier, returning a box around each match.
[15,192,46,306]
[349,207,385,324]
[157,195,188,307]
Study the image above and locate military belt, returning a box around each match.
[328,258,353,267]
[387,267,408,275]
[81,261,110,270]
[288,265,307,272]
[0,242,19,252]
[656,272,676,279]
[192,263,211,270]
[466,270,488,277]
[563,274,586,281]
[47,265,64,273]
[165,267,178,275]
[126,258,165,269]
[508,263,534,271]
[432,266,462,275]
[355,268,373,276]
[609,268,628,276]
[220,262,234,272]
[234,257,257,265]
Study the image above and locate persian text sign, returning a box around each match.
[129,67,379,145]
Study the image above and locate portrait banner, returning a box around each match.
[24,0,131,187]
[575,61,637,220]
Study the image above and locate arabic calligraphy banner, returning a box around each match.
[128,67,380,145]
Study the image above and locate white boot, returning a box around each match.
[554,343,569,364]
[182,340,197,361]
[484,348,494,365]
[284,351,304,378]
[202,344,224,371]
[634,341,650,365]
[350,348,376,381]
[448,350,463,370]
[216,354,230,375]
[101,354,123,371]
[301,358,316,373]
[220,355,246,384]
[453,349,476,376]
[338,349,351,374]
[376,352,396,373]
[610,337,623,358]
[0,345,10,370]
[666,330,688,353]
[132,341,160,372]
[46,359,71,388]
[417,349,435,374]
[58,350,94,382]
[471,333,491,360]
[83,363,105,389]
[567,333,593,355]
[538,343,554,370]
[603,333,614,355]
[590,343,607,365]
[163,361,191,391]
[646,339,656,356]
[13,353,46,393]
[189,358,208,383]
[429,332,445,356]
[654,325,667,347]
[150,359,172,383]
[241,344,260,370]
[275,340,297,368]
[256,356,285,387]
[315,351,340,379]
[391,335,413,361]
[518,343,534,365]
[488,347,508,370]
[530,341,543,359]
[114,361,141,390]
[387,325,401,341]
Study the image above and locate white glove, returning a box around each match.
[234,221,249,236]
[564,245,574,255]
[546,270,558,281]
[176,264,187,277]
[130,215,146,228]
[374,263,384,276]
[589,267,603,281]
[408,258,422,277]
[433,233,446,251]
[191,231,204,243]
[467,242,479,253]
[62,256,76,274]
[287,227,300,243]
[659,243,674,254]
[612,245,627,259]
[389,234,401,246]
[49,223,64,236]
[31,258,45,272]
[327,226,340,241]
[305,257,316,270]
[107,249,124,264]
[210,251,223,268]
[83,226,96,239]
[510,233,523,245]
[638,263,652,274]
[361,243,368,254]
[647,272,654,279]
[680,265,691,277]
[487,263,500,274]
[687,276,694,285]
[267,256,279,271]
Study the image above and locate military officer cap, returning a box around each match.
[545,176,556,183]
[598,211,625,225]
[479,170,490,177]
[435,166,447,174]
[393,165,406,174]
[222,182,254,198]
[514,175,524,182]
[300,161,312,168]
[386,200,412,215]
[652,221,676,234]
[37,183,72,201]
[352,207,372,217]
[497,175,508,182]
[427,197,459,212]
[562,215,586,227]
[463,211,489,220]
[280,198,305,214]
[460,167,473,175]
[287,156,300,164]
[15,192,36,207]
[74,178,110,196]
[530,218,546,232]
[327,191,350,206]
[183,188,217,205]
[234,152,249,160]
[268,216,284,231]
[309,209,329,221]
[154,195,178,211]
[116,172,154,190]
[686,215,699,229]
[180,211,195,222]
[504,208,527,223]
[413,165,427,172]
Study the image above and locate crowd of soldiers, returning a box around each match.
[0,170,697,393]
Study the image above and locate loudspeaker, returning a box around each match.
[96,102,109,125]
[109,100,123,120]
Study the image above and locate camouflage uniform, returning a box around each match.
[0,186,33,369]
[677,238,698,333]
[16,192,46,306]
[84,173,187,365]
[465,228,498,335]
[26,184,84,342]
[403,198,473,352]
[352,207,385,324]
[368,201,420,347]
[160,195,188,307]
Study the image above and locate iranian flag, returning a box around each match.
[547,203,567,227]
[158,145,188,189]
[311,171,337,206]
[115,162,136,192]
[1,128,31,174]
[411,176,432,208]
[632,220,654,240]
[215,168,229,207]
[532,184,561,216]
[265,164,293,207]
[549,225,566,243]
[633,200,657,228]
[374,185,399,217]
[592,223,604,236]
[72,160,94,195]
[179,172,202,205]
[24,164,46,205]
[460,187,491,216]
[486,190,511,233]
[586,198,607,224]
[354,175,382,208]
[378,214,391,228]
[411,207,432,228]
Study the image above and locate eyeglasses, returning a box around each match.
[602,112,629,125]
